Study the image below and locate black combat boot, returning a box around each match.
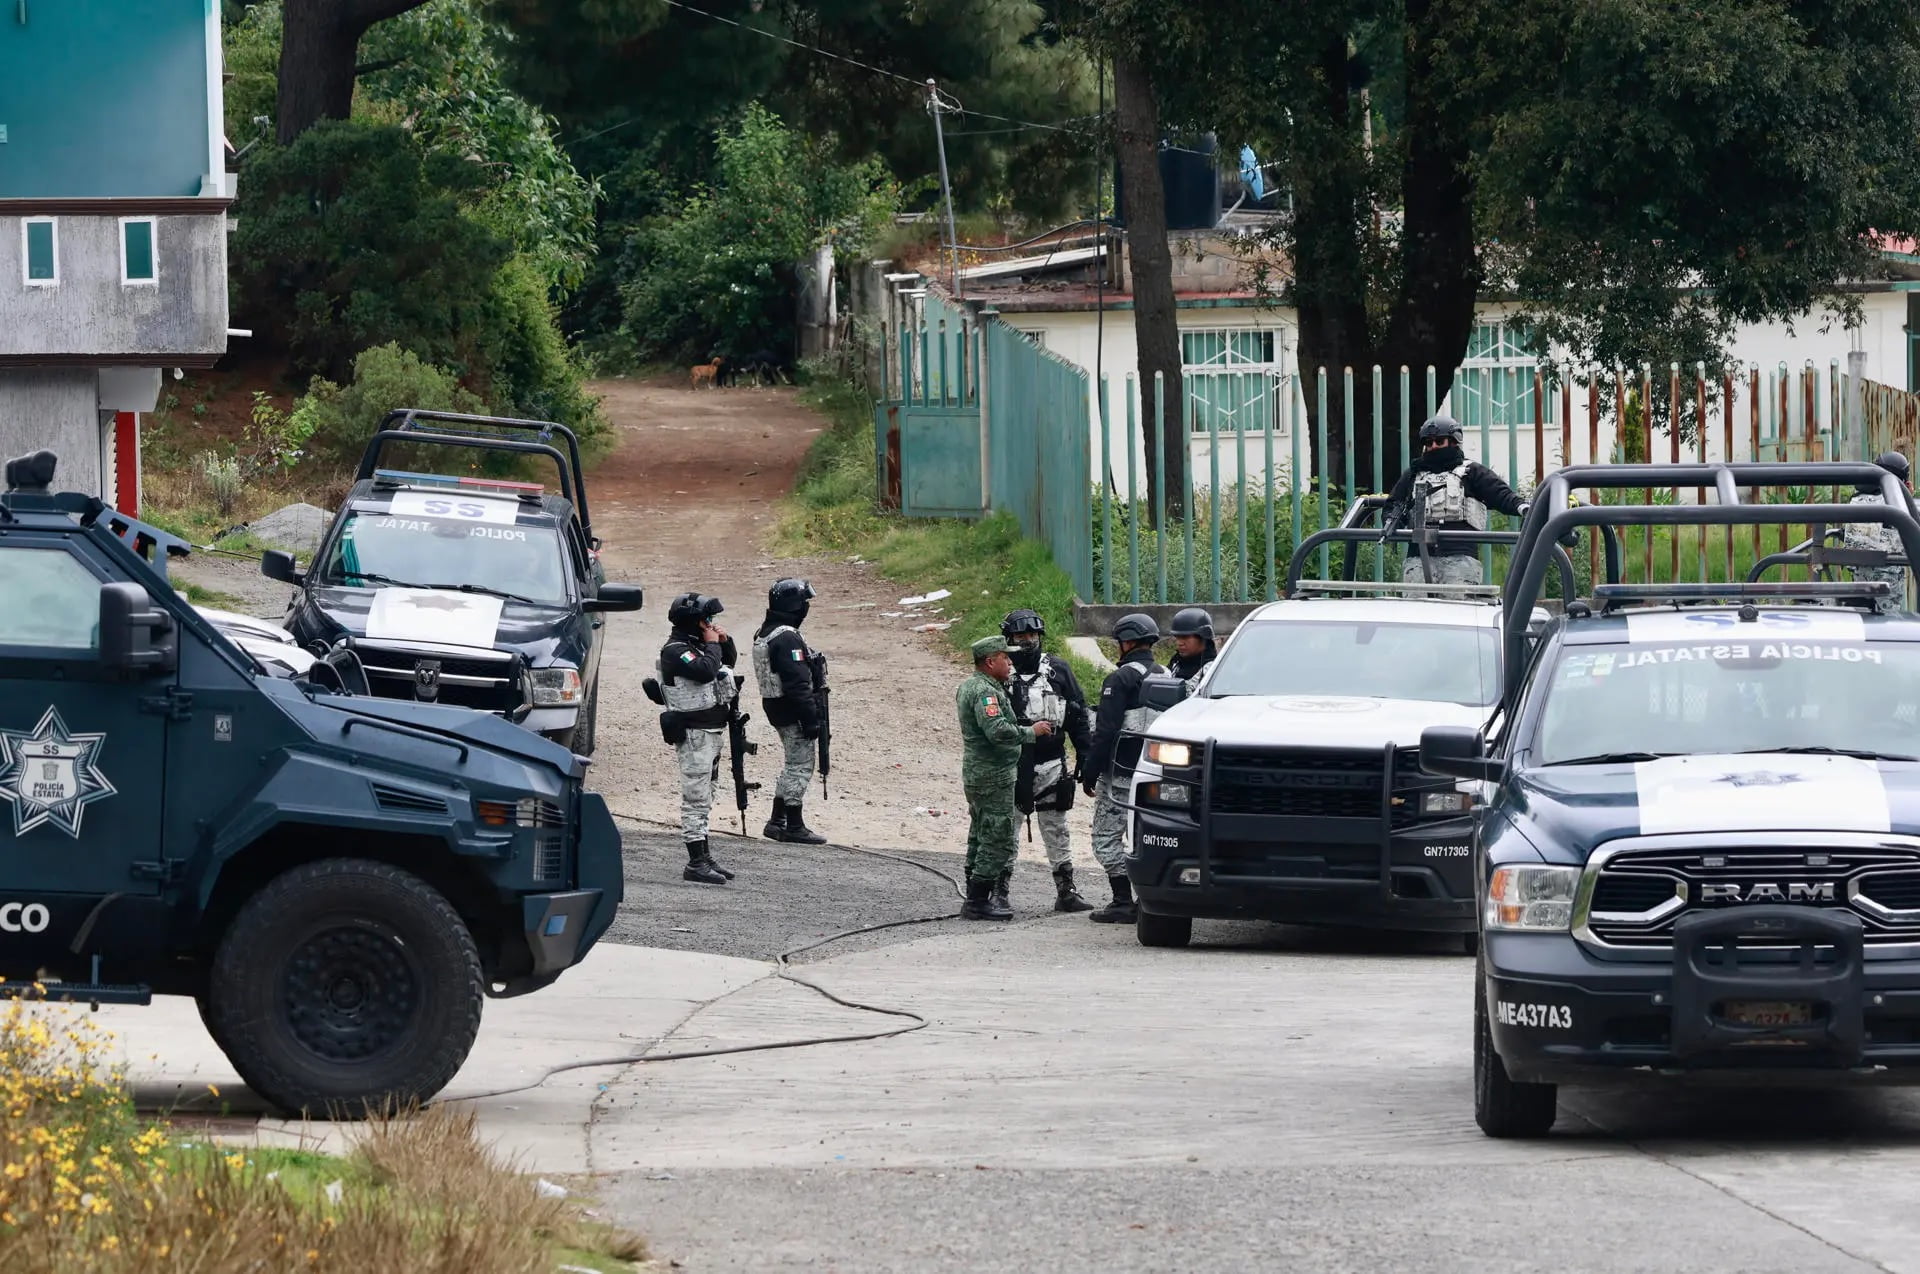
[762,797,789,841]
[683,840,728,885]
[780,801,827,846]
[1052,864,1094,913]
[960,876,1012,921]
[992,870,1011,911]
[1089,873,1137,924]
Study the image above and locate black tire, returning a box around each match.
[1135,909,1193,948]
[569,687,599,757]
[206,859,484,1118]
[1474,973,1557,1138]
[1461,932,1481,958]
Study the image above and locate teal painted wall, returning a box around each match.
[0,0,214,197]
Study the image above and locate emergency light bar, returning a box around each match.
[372,468,544,495]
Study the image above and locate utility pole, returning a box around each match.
[928,79,962,297]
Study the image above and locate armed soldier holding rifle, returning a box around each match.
[753,578,830,845]
[649,592,743,885]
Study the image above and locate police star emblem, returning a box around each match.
[0,707,117,837]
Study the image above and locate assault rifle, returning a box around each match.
[726,673,760,836]
[810,652,831,799]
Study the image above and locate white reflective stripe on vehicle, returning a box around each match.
[364,589,504,650]
[385,491,521,526]
[1634,753,1891,835]
[1622,609,1866,644]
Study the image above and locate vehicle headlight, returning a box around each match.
[1142,781,1191,808]
[1145,741,1192,767]
[1421,790,1474,815]
[1485,865,1581,932]
[531,667,583,706]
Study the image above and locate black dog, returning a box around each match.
[725,349,793,387]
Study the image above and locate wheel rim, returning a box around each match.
[281,924,421,1063]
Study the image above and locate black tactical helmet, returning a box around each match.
[668,591,723,628]
[1878,452,1911,484]
[1419,414,1464,445]
[769,578,816,610]
[1001,608,1045,637]
[1169,607,1214,640]
[1112,612,1160,644]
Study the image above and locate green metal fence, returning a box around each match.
[986,321,1094,599]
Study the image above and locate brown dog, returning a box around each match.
[690,356,725,390]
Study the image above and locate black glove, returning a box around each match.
[1082,774,1098,797]
[802,721,822,741]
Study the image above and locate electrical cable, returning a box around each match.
[445,811,966,1104]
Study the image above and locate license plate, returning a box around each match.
[1723,1001,1813,1028]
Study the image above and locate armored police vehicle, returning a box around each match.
[0,450,623,1115]
[268,412,640,754]
[1421,461,1920,1137]
[1122,499,1575,949]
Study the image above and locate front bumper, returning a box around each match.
[1486,907,1920,1086]
[490,792,623,997]
[1127,803,1476,932]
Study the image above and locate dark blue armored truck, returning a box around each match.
[1421,461,1920,1137]
[0,450,623,1115]
[267,411,640,755]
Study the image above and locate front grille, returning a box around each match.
[1210,747,1383,819]
[1584,846,1920,947]
[357,644,524,714]
[533,829,567,883]
[371,783,449,816]
[1210,840,1378,881]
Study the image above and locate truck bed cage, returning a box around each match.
[1745,527,1910,583]
[1500,462,1920,708]
[1286,494,1578,604]
[355,429,579,514]
[363,409,593,540]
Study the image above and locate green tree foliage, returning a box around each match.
[621,104,904,360]
[289,344,486,467]
[232,120,510,382]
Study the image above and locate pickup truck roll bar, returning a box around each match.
[1285,494,1579,603]
[1499,462,1920,709]
[354,429,578,510]
[373,410,593,540]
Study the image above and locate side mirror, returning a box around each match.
[1420,725,1502,782]
[585,583,643,613]
[99,582,177,675]
[1139,673,1188,711]
[261,549,305,586]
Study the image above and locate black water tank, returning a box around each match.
[1112,133,1222,231]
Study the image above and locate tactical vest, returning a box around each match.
[1012,656,1068,727]
[1121,663,1171,735]
[1844,492,1901,556]
[1182,660,1211,697]
[752,625,796,700]
[1412,464,1487,530]
[659,641,731,722]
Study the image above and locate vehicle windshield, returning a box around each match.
[1204,620,1499,706]
[315,506,568,605]
[1533,633,1920,764]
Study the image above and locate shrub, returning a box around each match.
[472,256,607,447]
[289,344,485,468]
[197,452,244,517]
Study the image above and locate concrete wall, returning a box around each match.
[0,213,228,357]
[0,371,105,494]
[0,0,222,198]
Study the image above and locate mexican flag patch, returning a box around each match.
[983,695,1000,717]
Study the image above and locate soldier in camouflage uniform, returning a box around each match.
[658,592,739,885]
[1081,613,1169,924]
[1168,607,1218,696]
[1386,416,1528,586]
[1844,452,1913,614]
[1001,609,1095,913]
[752,578,828,844]
[957,635,1054,921]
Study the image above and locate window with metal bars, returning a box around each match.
[1182,328,1281,433]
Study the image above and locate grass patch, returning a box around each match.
[0,1003,647,1272]
[779,374,1108,693]
[178,581,244,611]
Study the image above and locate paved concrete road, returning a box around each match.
[593,909,1920,1273]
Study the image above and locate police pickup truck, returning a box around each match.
[1422,461,1920,1137]
[0,449,623,1115]
[1122,501,1575,949]
[267,412,640,754]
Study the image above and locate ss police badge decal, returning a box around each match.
[0,707,117,837]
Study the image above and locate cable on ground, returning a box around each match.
[448,810,965,1103]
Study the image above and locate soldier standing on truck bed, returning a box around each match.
[1386,415,1528,586]
[1001,609,1095,913]
[657,592,739,885]
[753,578,828,845]
[1168,607,1218,696]
[1082,613,1169,924]
[1844,451,1915,613]
[957,635,1054,921]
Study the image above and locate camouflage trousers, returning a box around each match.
[1402,554,1483,586]
[676,728,724,842]
[1089,774,1129,876]
[773,722,816,802]
[1030,808,1072,868]
[964,772,1019,884]
[1852,565,1909,614]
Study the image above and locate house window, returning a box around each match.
[22,218,57,286]
[1183,328,1280,432]
[120,218,157,285]
[1453,320,1553,428]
